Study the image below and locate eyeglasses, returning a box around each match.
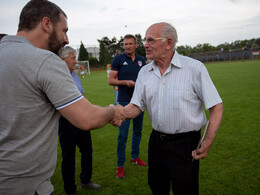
[142,37,166,45]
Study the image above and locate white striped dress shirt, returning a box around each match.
[131,51,222,134]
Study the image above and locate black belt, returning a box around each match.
[153,129,200,141]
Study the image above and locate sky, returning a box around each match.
[1,0,259,49]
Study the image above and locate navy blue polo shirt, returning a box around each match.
[111,52,146,102]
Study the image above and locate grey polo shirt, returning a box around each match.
[0,36,83,194]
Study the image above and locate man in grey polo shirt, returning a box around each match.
[0,0,124,194]
[122,22,224,195]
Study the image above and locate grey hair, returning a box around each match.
[160,22,178,49]
[59,46,77,59]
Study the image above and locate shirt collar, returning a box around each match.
[148,50,182,72]
[2,35,33,46]
[170,50,182,68]
[123,52,136,59]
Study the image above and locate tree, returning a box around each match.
[109,36,123,57]
[78,41,89,61]
[135,34,145,58]
[88,57,99,68]
[216,42,230,52]
[202,43,215,52]
[98,36,123,57]
[98,40,111,67]
[176,45,192,56]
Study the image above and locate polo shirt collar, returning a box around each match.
[123,52,136,59]
[3,35,33,46]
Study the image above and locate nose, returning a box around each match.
[65,34,69,45]
[144,41,149,48]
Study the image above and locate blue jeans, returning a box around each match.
[114,88,118,105]
[117,101,144,167]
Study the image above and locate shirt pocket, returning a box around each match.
[167,85,193,109]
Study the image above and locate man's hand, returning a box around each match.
[191,139,213,160]
[108,70,135,88]
[109,104,125,127]
[126,80,135,87]
[192,103,223,161]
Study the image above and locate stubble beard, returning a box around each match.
[48,29,65,55]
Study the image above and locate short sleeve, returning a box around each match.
[194,63,222,110]
[111,56,120,71]
[37,54,83,110]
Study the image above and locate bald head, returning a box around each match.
[147,22,178,49]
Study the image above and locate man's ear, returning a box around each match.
[41,17,53,34]
[166,38,173,50]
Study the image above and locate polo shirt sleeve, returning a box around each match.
[37,54,83,110]
[194,63,222,110]
[111,56,120,71]
[130,68,146,112]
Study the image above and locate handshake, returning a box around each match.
[109,104,126,127]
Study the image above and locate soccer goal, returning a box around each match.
[77,60,90,75]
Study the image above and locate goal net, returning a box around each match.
[77,60,90,75]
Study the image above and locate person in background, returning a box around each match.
[114,84,118,105]
[0,1,124,194]
[80,64,85,78]
[59,46,101,195]
[122,22,223,195]
[108,34,146,179]
[107,64,118,105]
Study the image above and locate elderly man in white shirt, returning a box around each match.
[122,22,223,195]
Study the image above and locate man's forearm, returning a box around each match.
[123,103,142,119]
[109,78,132,87]
[86,104,124,129]
[192,102,223,160]
[94,105,116,127]
[59,98,124,130]
[206,102,224,145]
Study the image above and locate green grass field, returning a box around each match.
[51,60,260,194]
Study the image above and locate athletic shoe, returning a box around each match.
[131,157,147,166]
[80,181,101,189]
[116,167,125,179]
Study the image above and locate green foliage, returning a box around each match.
[177,45,192,56]
[176,37,260,55]
[98,40,112,67]
[51,60,260,194]
[88,56,99,68]
[78,41,89,61]
[98,36,124,67]
[98,34,146,66]
[108,36,124,56]
[135,33,146,58]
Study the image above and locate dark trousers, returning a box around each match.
[148,129,201,195]
[34,192,53,195]
[59,116,93,194]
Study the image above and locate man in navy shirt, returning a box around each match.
[108,34,146,179]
